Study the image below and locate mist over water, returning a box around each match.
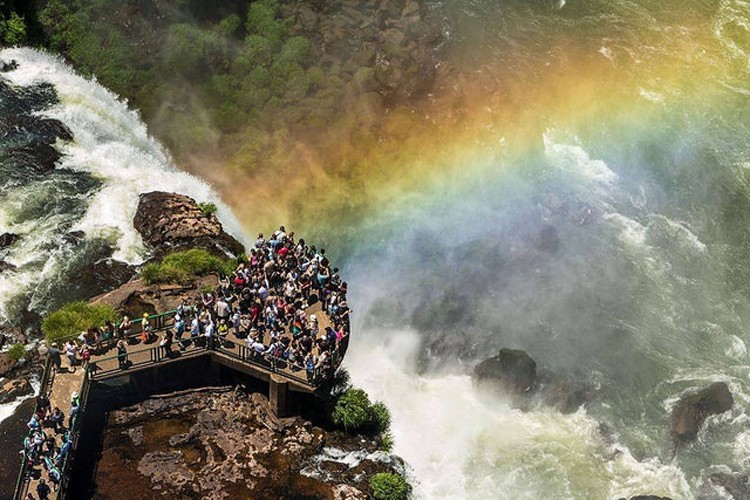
[335,2,750,497]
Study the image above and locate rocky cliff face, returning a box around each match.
[95,388,405,499]
[133,191,245,259]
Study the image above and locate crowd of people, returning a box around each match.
[44,226,351,383]
[20,391,79,500]
[20,227,351,499]
[165,226,353,383]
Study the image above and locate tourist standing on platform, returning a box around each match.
[64,340,77,368]
[117,339,128,369]
[118,315,131,339]
[47,342,62,372]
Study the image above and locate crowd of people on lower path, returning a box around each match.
[20,391,79,499]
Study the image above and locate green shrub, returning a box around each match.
[371,401,391,434]
[331,388,392,434]
[0,11,27,45]
[41,302,117,343]
[379,431,394,452]
[370,472,411,500]
[141,249,235,285]
[198,202,218,217]
[7,343,25,362]
[332,388,372,432]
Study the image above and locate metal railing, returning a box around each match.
[14,305,350,499]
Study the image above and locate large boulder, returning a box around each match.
[133,192,244,258]
[0,233,19,249]
[473,348,537,396]
[473,348,596,413]
[0,377,32,404]
[671,382,733,445]
[706,472,749,499]
[0,352,16,378]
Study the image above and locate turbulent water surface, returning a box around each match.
[4,1,750,499]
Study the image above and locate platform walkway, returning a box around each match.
[14,302,347,500]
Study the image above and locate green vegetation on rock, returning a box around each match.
[331,387,392,434]
[141,249,235,285]
[7,343,25,362]
[370,472,412,500]
[198,202,218,217]
[42,301,117,343]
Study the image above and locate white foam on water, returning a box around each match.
[604,213,648,247]
[0,47,248,264]
[0,374,40,424]
[543,130,619,188]
[345,327,691,499]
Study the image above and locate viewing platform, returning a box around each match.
[14,302,349,500]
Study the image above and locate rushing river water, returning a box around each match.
[4,0,750,498]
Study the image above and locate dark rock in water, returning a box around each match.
[134,191,244,259]
[473,348,537,396]
[0,59,18,72]
[536,368,596,414]
[62,230,86,246]
[671,382,733,445]
[538,225,560,253]
[707,472,749,499]
[71,258,137,298]
[0,233,20,249]
[473,348,596,413]
[621,496,672,500]
[0,377,33,404]
[0,260,16,273]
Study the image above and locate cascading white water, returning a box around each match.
[0,47,247,323]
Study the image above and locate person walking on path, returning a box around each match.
[36,478,51,500]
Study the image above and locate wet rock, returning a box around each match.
[0,261,16,273]
[626,496,673,500]
[707,472,749,499]
[473,348,595,413]
[0,377,33,404]
[0,233,19,249]
[62,230,86,246]
[473,348,537,396]
[538,225,560,253]
[671,382,733,445]
[0,59,18,72]
[133,192,244,259]
[0,352,16,377]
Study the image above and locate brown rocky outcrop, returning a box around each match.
[671,382,734,445]
[473,348,596,413]
[0,377,33,404]
[0,352,17,378]
[133,192,244,259]
[95,388,404,499]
